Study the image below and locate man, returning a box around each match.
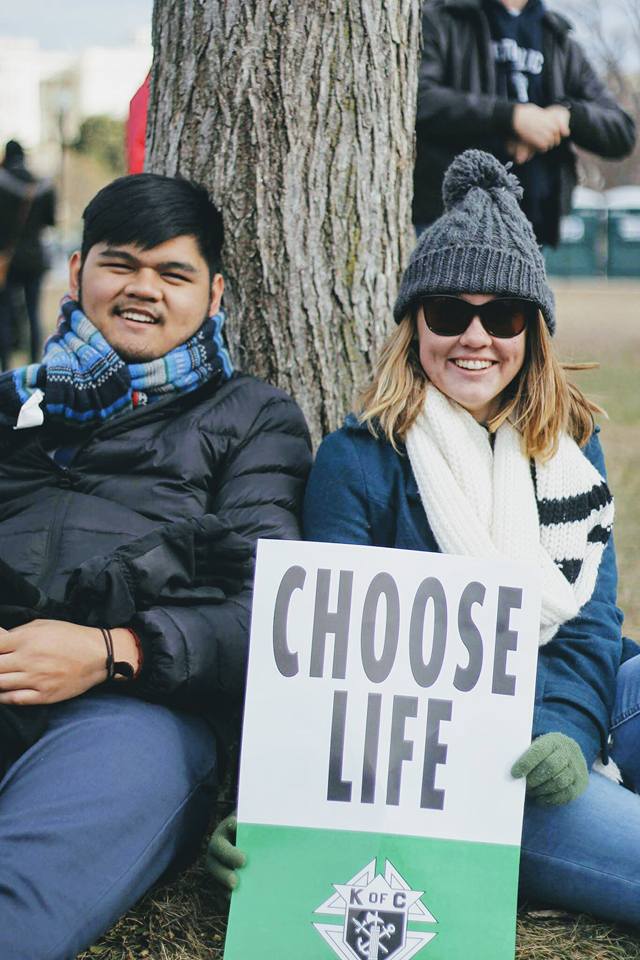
[414,0,636,244]
[0,140,56,368]
[0,173,311,959]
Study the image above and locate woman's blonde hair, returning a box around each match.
[358,309,602,461]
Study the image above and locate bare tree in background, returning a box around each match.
[147,2,420,444]
[557,0,640,188]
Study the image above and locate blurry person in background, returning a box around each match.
[414,0,636,244]
[0,140,56,370]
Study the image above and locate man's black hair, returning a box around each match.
[80,173,224,274]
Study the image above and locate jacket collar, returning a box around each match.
[439,0,572,36]
[343,413,421,498]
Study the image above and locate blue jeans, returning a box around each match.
[0,691,217,960]
[520,654,640,924]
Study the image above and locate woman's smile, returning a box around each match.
[450,357,496,370]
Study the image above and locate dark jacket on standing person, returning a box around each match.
[0,372,312,751]
[0,160,55,279]
[415,0,636,244]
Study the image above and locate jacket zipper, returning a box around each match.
[38,489,72,595]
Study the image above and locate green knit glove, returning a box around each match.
[511,732,589,806]
[206,813,247,892]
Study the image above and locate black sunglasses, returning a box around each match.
[419,296,537,339]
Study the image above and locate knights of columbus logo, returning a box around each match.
[313,859,437,960]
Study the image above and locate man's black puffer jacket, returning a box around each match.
[0,373,312,742]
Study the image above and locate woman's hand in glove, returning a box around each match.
[206,812,247,893]
[511,732,589,806]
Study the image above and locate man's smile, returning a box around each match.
[114,306,160,325]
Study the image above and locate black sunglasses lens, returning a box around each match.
[483,299,534,338]
[421,298,470,336]
[421,297,535,337]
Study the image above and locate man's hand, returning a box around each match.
[0,621,138,705]
[506,139,537,166]
[545,104,571,137]
[511,732,588,806]
[512,103,570,152]
[206,813,247,894]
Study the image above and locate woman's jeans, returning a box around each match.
[0,691,217,960]
[520,654,640,924]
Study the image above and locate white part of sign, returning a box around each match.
[238,539,541,847]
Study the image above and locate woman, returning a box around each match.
[210,150,640,924]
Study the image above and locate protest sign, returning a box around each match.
[224,539,541,960]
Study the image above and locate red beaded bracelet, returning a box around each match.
[125,627,144,680]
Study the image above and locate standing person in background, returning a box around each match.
[414,0,636,244]
[0,140,56,369]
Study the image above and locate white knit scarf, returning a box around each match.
[405,387,614,645]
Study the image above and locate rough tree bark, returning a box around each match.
[147,1,420,444]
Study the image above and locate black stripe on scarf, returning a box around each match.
[587,524,612,545]
[557,558,583,585]
[537,480,612,526]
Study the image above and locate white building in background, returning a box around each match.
[0,37,63,149]
[77,31,151,120]
[0,29,151,166]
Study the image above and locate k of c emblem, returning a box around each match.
[313,859,437,960]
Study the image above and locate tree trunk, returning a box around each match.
[148,0,420,444]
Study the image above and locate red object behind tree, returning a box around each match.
[126,74,150,174]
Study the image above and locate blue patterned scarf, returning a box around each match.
[0,297,234,429]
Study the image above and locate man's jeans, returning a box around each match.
[0,690,217,960]
[520,654,640,924]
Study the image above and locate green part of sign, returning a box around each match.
[223,823,520,960]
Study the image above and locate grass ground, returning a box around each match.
[553,280,640,638]
[30,277,638,959]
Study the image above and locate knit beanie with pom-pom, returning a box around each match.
[394,149,555,333]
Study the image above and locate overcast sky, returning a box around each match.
[0,0,152,49]
[1,0,636,71]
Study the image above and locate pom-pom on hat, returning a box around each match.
[394,149,555,333]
